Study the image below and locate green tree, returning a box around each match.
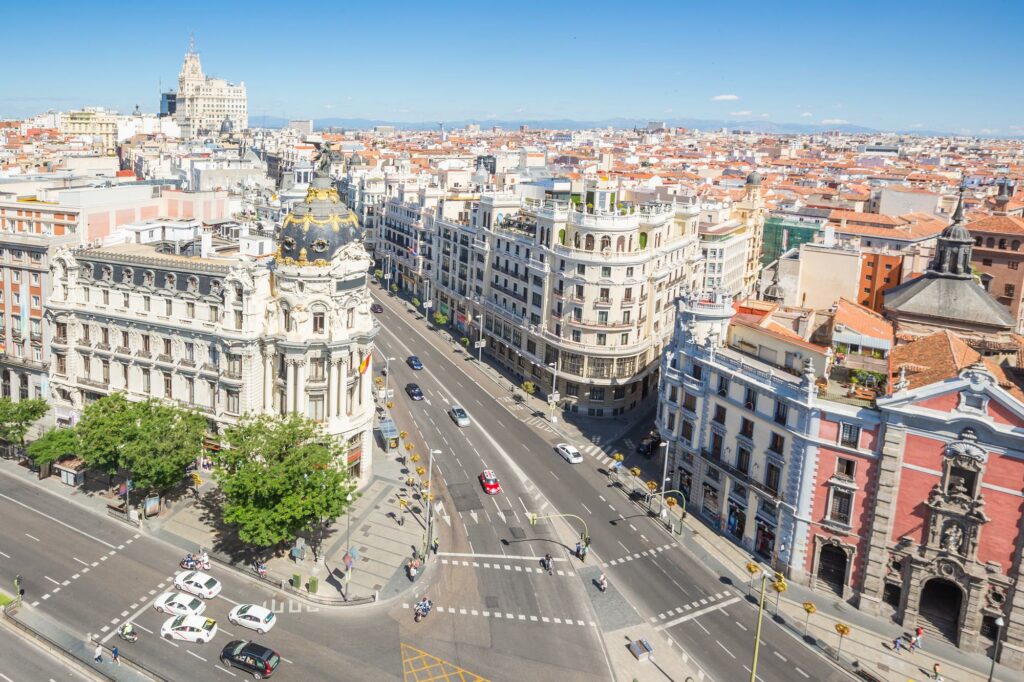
[521,381,537,396]
[411,297,421,308]
[76,394,205,494]
[214,413,356,557]
[0,397,48,446]
[373,269,383,280]
[27,427,77,467]
[432,311,448,326]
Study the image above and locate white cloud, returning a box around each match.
[909,123,924,129]
[821,119,848,125]
[711,94,739,101]
[980,128,997,135]
[729,110,752,116]
[1009,124,1024,131]
[800,111,813,117]
[515,106,525,113]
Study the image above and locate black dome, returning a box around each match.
[219,116,234,135]
[276,176,360,266]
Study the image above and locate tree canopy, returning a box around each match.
[0,397,48,445]
[76,393,205,493]
[213,413,356,555]
[27,427,78,467]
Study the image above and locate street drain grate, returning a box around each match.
[509,526,526,539]
[484,596,499,609]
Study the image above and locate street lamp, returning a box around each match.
[988,615,1006,682]
[547,361,559,424]
[475,315,484,363]
[423,448,442,560]
[383,355,395,414]
[658,441,670,512]
[344,493,354,562]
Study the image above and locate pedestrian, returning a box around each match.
[408,562,417,582]
[892,635,903,654]
[544,553,553,575]
[412,547,419,562]
[93,644,103,663]
[111,646,120,665]
[432,537,439,555]
[916,626,925,651]
[932,662,942,680]
[575,542,582,558]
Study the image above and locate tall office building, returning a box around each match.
[175,40,248,140]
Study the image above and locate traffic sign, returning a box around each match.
[548,392,560,403]
[474,340,486,349]
[423,300,433,309]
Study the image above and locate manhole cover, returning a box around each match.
[484,596,499,609]
[510,527,526,539]
[448,482,483,512]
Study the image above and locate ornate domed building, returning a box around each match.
[268,170,378,483]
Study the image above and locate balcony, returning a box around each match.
[77,375,108,390]
[53,335,68,346]
[594,297,613,308]
[700,448,785,503]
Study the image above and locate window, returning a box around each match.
[574,284,584,298]
[681,419,694,444]
[565,382,578,396]
[184,342,194,362]
[839,423,860,448]
[622,310,631,324]
[55,354,66,375]
[736,447,751,474]
[187,302,195,318]
[828,488,853,525]
[620,332,629,344]
[713,404,727,424]
[717,376,729,397]
[1011,261,1020,270]
[769,433,785,454]
[576,264,585,275]
[143,295,151,312]
[310,357,325,381]
[765,462,782,494]
[226,353,242,377]
[744,387,757,409]
[682,392,697,412]
[598,287,610,302]
[308,395,325,422]
[162,338,172,356]
[774,401,788,425]
[81,324,90,342]
[209,305,219,322]
[982,258,993,266]
[601,266,611,277]
[626,267,634,277]
[596,333,606,346]
[101,327,109,346]
[102,289,109,305]
[186,377,195,404]
[836,457,856,479]
[226,390,240,415]
[947,465,977,496]
[165,299,172,316]
[234,310,243,329]
[1005,284,1016,298]
[313,312,325,334]
[740,418,754,439]
[121,331,129,348]
[142,369,151,393]
[598,311,608,323]
[30,272,39,285]
[162,372,172,397]
[590,386,605,400]
[571,329,581,342]
[142,334,150,353]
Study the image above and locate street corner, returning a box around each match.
[400,642,490,682]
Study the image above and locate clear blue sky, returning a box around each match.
[2,0,1021,134]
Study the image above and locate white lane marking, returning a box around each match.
[716,641,735,659]
[773,651,787,662]
[0,550,9,558]
[44,576,60,586]
[134,622,154,634]
[581,502,592,514]
[73,557,90,566]
[549,470,559,481]
[217,594,241,606]
[187,650,207,662]
[215,665,237,677]
[24,533,40,542]
[795,668,809,678]
[0,493,118,549]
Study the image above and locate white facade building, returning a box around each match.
[175,43,248,140]
[46,177,377,484]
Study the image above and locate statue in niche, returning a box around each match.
[942,522,964,553]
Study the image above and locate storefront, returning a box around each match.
[727,498,746,541]
[754,500,777,561]
[701,482,720,526]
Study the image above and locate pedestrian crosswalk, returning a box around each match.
[604,543,676,566]
[650,590,741,629]
[402,601,596,628]
[440,557,575,577]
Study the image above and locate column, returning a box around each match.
[858,425,906,615]
[285,360,296,413]
[338,360,348,416]
[295,360,307,419]
[263,351,274,412]
[326,357,337,421]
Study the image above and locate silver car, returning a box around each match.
[449,405,471,427]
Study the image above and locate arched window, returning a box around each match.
[584,234,595,251]
[282,305,292,332]
[617,236,626,252]
[558,228,566,245]
[987,237,995,248]
[975,236,982,246]
[999,238,1007,249]
[600,236,611,251]
[1013,240,1020,251]
[638,233,648,249]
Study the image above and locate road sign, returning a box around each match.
[474,340,486,349]
[423,300,433,309]
[548,392,560,403]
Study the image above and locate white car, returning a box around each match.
[228,603,277,634]
[160,614,218,643]
[449,405,471,427]
[555,443,583,464]
[153,591,206,617]
[174,571,222,599]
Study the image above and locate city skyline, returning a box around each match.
[2,0,1022,135]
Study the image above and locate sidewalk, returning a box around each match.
[597,445,1015,682]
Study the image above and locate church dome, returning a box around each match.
[276,175,360,266]
[745,170,762,186]
[219,116,234,136]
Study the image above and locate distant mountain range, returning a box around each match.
[248,114,961,137]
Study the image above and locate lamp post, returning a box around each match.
[423,448,442,561]
[988,615,1005,682]
[749,572,768,682]
[476,315,484,363]
[344,493,354,564]
[658,441,670,512]
[547,361,559,424]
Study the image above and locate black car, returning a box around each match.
[637,435,663,457]
[407,355,424,370]
[371,303,384,313]
[220,640,280,679]
[405,383,424,400]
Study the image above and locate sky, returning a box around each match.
[2,0,1022,135]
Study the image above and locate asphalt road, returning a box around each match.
[372,290,850,682]
[0,626,89,682]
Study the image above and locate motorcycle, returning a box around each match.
[180,553,210,571]
[414,600,433,622]
[118,623,138,643]
[180,554,197,570]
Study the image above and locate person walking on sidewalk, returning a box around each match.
[93,644,103,663]
[909,625,924,653]
[892,635,904,654]
[575,542,582,558]
[431,537,439,555]
[111,646,120,665]
[931,662,942,680]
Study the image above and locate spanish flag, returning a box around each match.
[358,353,371,375]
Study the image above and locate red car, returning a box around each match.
[479,469,501,495]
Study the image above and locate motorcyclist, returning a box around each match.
[416,597,432,616]
[598,573,608,592]
[182,553,196,569]
[200,550,210,568]
[120,622,134,637]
